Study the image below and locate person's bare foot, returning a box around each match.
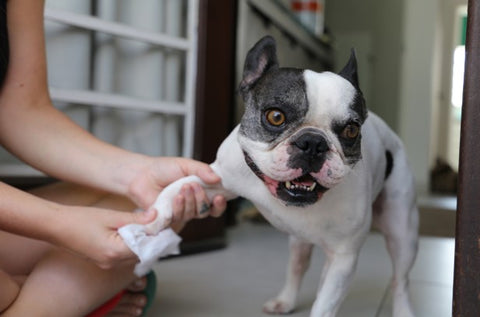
[0,270,20,313]
[105,277,148,317]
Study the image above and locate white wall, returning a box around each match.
[325,0,404,132]
[398,0,440,192]
[235,0,331,123]
[398,0,467,192]
[326,0,465,192]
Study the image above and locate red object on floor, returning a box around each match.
[86,290,126,317]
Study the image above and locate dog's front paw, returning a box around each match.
[263,298,295,315]
[145,175,205,234]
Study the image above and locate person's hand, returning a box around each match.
[128,157,227,223]
[53,205,157,269]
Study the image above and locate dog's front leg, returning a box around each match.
[310,250,359,317]
[263,235,313,314]
[144,163,237,234]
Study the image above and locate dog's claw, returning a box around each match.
[263,298,295,315]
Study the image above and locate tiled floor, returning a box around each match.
[148,222,454,317]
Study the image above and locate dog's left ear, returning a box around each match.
[340,49,368,122]
[339,49,360,90]
[240,36,279,93]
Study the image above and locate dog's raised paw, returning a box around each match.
[262,298,295,315]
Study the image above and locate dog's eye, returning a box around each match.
[265,109,286,127]
[341,124,360,139]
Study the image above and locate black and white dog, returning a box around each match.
[148,36,419,317]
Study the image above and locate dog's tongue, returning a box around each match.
[263,175,280,196]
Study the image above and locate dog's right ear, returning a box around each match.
[240,36,278,93]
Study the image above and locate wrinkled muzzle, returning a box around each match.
[242,129,347,207]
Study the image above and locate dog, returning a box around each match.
[147,36,419,317]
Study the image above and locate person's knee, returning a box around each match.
[0,269,20,313]
[28,181,108,206]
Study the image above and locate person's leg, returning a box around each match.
[3,248,138,316]
[0,269,20,313]
[0,182,150,316]
[0,229,55,313]
[27,181,110,206]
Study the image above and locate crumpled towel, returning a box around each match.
[118,171,222,277]
[118,224,181,276]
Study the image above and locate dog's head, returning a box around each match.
[238,36,368,207]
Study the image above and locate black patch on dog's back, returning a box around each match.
[385,150,394,179]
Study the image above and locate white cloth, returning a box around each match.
[118,224,182,276]
[118,171,220,277]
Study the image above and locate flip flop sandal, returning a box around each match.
[87,270,157,317]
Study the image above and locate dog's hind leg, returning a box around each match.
[373,155,419,317]
[263,235,313,314]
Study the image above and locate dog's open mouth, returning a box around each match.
[243,151,328,206]
[284,174,318,192]
[277,174,328,206]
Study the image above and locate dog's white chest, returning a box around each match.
[252,168,371,246]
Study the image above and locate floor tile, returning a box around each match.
[146,223,454,317]
[377,281,453,317]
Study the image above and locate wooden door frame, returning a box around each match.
[179,0,238,246]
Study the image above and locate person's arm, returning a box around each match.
[0,0,152,199]
[0,0,226,268]
[0,181,157,269]
[0,0,224,211]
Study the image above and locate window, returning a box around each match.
[447,6,467,170]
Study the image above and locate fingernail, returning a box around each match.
[203,169,219,181]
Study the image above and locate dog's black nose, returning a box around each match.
[293,132,329,156]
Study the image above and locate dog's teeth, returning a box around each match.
[286,181,317,192]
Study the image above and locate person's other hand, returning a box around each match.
[128,157,227,222]
[53,206,156,269]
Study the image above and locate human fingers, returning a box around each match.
[210,195,227,218]
[92,236,138,270]
[171,194,185,224]
[173,184,195,222]
[110,208,157,229]
[191,182,212,219]
[94,209,157,268]
[179,158,220,185]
